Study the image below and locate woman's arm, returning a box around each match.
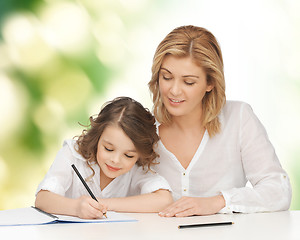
[100,189,173,213]
[158,195,225,217]
[35,190,107,219]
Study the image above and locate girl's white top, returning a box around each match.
[36,139,171,198]
[153,101,292,213]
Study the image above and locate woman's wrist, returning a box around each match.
[214,195,226,212]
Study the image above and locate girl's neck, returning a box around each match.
[100,168,114,191]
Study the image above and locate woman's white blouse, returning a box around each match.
[36,139,171,199]
[153,101,292,213]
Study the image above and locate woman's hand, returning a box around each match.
[75,195,107,219]
[158,195,225,217]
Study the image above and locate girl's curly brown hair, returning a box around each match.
[75,97,159,178]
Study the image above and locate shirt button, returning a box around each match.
[183,173,186,176]
[183,189,187,192]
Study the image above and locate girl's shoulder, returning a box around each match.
[61,139,86,161]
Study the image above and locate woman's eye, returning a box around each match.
[185,81,195,86]
[125,154,134,159]
[104,147,113,152]
[163,76,172,80]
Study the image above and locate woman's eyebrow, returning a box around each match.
[160,67,171,73]
[161,68,199,78]
[183,75,199,78]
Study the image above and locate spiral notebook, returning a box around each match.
[0,207,137,226]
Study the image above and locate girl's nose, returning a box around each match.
[110,153,121,164]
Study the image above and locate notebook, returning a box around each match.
[0,207,137,226]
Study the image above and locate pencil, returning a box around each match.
[178,221,234,229]
[71,164,107,218]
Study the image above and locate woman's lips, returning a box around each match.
[168,98,184,105]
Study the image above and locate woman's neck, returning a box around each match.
[170,112,204,133]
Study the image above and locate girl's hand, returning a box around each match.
[158,195,225,217]
[75,195,107,219]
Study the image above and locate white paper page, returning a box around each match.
[55,211,137,223]
[0,207,56,226]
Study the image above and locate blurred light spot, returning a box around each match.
[0,43,12,70]
[43,69,92,112]
[0,156,8,184]
[40,1,92,57]
[2,13,55,73]
[0,74,28,143]
[93,12,125,65]
[33,97,66,134]
[119,0,148,12]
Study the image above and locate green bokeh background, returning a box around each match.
[0,0,299,210]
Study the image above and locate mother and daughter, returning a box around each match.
[35,25,292,218]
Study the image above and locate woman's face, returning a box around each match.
[158,55,213,119]
[96,125,139,180]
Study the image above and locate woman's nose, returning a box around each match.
[170,80,182,96]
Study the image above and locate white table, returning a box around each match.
[0,211,299,240]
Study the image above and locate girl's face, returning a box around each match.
[96,125,139,180]
[158,55,214,119]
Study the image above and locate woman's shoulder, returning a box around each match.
[222,100,253,116]
[219,100,255,126]
[223,100,251,110]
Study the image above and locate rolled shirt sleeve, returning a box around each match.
[128,165,172,196]
[219,103,292,213]
[35,141,74,196]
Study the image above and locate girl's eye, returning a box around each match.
[104,147,113,152]
[125,154,134,159]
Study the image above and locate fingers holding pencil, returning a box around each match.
[75,196,107,219]
[71,164,108,219]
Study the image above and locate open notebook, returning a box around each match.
[0,207,137,226]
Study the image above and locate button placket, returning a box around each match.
[181,171,189,196]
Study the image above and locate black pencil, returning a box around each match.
[178,221,234,229]
[71,164,107,218]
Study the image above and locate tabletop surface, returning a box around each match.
[1,210,299,240]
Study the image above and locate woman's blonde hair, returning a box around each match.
[148,25,226,137]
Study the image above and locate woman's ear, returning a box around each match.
[206,84,214,92]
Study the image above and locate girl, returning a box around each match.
[148,25,292,217]
[35,97,173,219]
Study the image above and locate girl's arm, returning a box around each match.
[35,190,107,219]
[100,189,173,213]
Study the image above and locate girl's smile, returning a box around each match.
[96,125,139,189]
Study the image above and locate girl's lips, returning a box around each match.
[106,164,121,172]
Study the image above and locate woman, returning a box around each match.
[148,25,292,217]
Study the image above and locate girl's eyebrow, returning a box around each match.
[160,68,199,78]
[103,140,137,152]
[103,140,113,145]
